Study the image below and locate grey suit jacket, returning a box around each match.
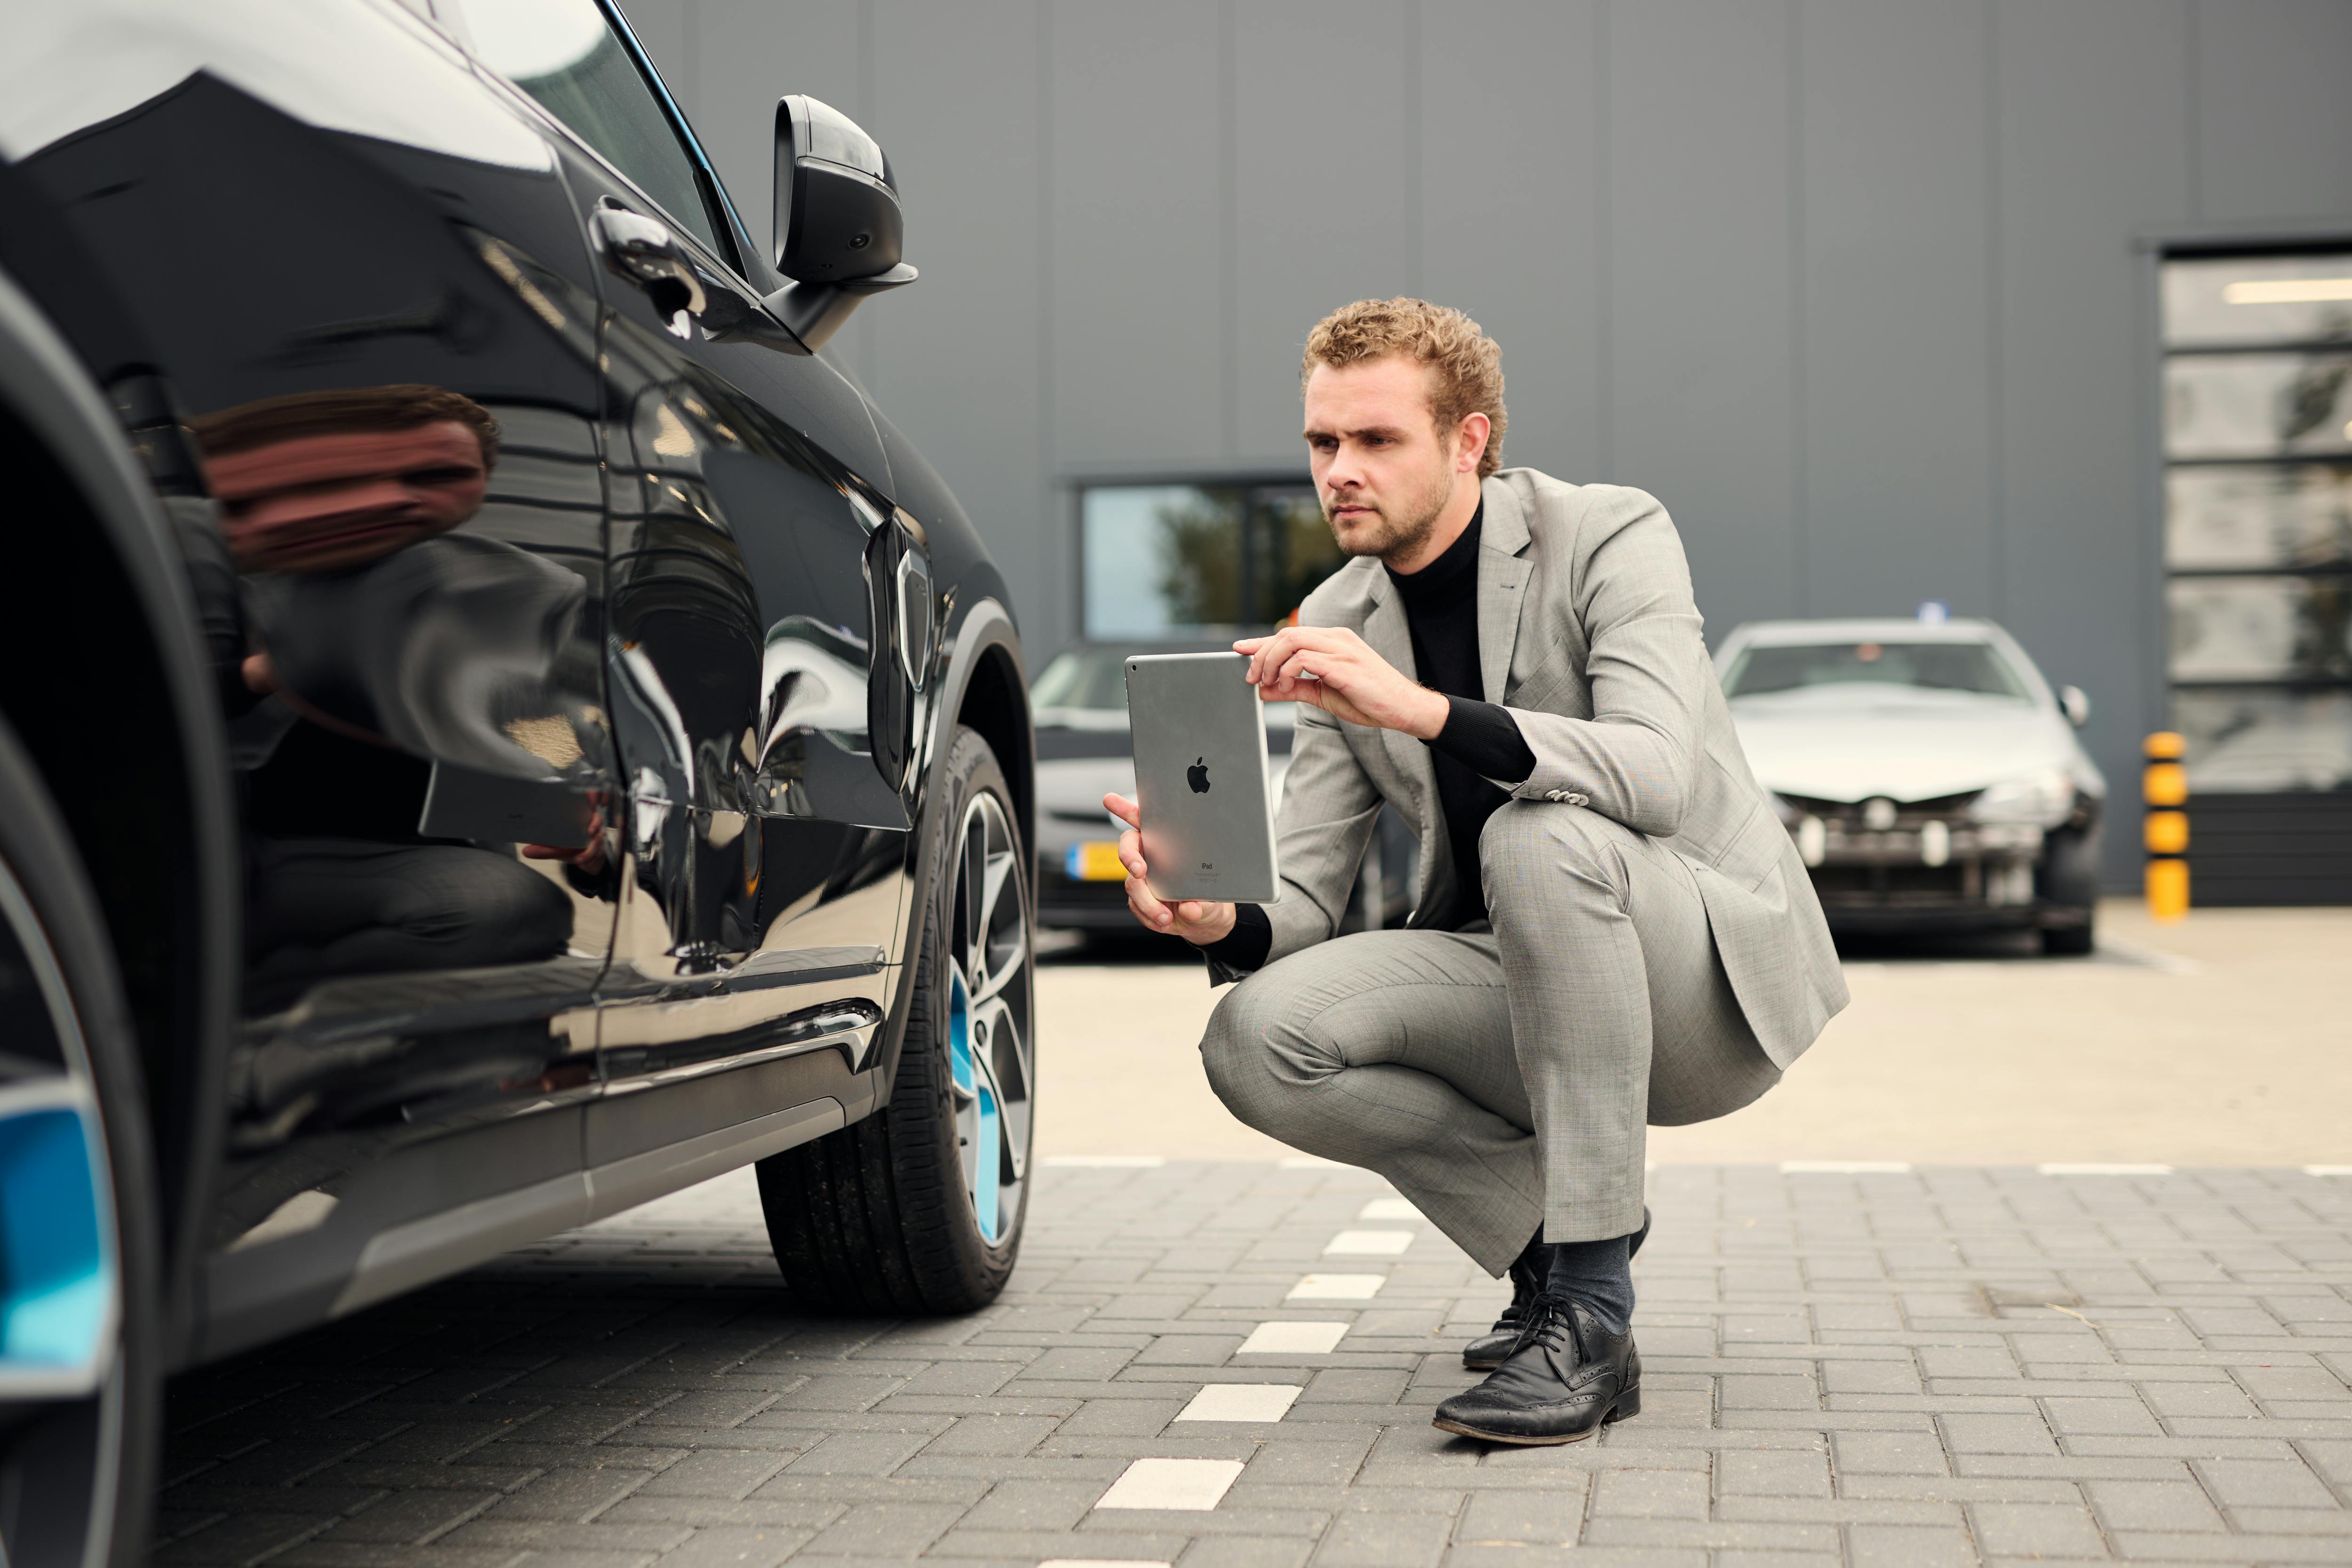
[1219,468,1846,1070]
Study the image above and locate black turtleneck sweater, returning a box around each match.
[1204,504,1536,972]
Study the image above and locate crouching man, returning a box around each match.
[1106,298,1845,1445]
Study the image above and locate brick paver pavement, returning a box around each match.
[159,1160,2352,1568]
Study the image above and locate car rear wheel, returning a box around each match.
[0,711,161,1568]
[757,727,1034,1312]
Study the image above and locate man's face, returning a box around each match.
[1303,355,1470,563]
[208,420,489,574]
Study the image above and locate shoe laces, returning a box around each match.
[1506,1290,1586,1361]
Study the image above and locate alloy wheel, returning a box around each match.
[945,789,1033,1246]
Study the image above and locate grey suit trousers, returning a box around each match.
[1200,799,1783,1275]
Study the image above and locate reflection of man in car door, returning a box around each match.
[192,385,593,1011]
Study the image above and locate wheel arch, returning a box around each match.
[0,264,239,1369]
[870,597,1030,1097]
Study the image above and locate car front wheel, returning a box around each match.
[2038,822,2099,956]
[757,726,1035,1312]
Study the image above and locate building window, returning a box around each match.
[2158,250,2352,902]
[1080,482,1341,640]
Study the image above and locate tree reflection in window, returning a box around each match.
[1083,482,1343,640]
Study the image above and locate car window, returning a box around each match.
[442,0,725,257]
[1724,640,2031,701]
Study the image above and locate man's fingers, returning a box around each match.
[1118,828,1146,877]
[1104,792,1141,828]
[1244,628,1300,686]
[1127,875,1173,930]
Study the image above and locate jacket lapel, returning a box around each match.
[1478,477,1534,704]
[1357,572,1445,913]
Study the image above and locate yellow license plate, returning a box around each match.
[1065,841,1126,882]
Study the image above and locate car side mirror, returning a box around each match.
[763,95,917,351]
[2058,685,2091,728]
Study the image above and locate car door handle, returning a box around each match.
[590,203,707,334]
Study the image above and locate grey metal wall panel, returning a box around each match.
[609,0,2352,891]
[864,0,1053,638]
[1049,2,1224,472]
[1230,1,1412,466]
[1604,0,1797,648]
[1799,0,1995,621]
[1420,0,1604,497]
[1994,0,2191,882]
[622,0,691,104]
[2193,0,2352,223]
[684,0,865,262]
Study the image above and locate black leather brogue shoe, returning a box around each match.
[1461,1207,1650,1371]
[1434,1292,1641,1445]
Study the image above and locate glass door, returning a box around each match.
[2159,251,2352,903]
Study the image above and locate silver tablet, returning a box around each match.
[1124,651,1280,904]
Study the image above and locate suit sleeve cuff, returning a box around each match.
[1200,901,1271,979]
[1428,695,1536,785]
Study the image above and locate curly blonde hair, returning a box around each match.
[1302,298,1507,478]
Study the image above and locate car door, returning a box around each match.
[13,2,627,1336]
[441,0,922,1181]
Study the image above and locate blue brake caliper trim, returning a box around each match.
[974,1080,1001,1243]
[0,1104,111,1371]
[949,968,998,1240]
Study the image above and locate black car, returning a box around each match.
[0,2,1035,1559]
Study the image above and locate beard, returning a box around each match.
[1323,456,1455,564]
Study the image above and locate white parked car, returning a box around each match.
[1714,617,2107,954]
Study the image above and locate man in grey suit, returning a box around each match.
[1106,298,1846,1444]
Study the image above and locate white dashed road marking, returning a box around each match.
[1323,1230,1412,1256]
[1094,1457,1246,1511]
[1357,1197,1422,1220]
[1175,1384,1301,1422]
[1238,1321,1349,1354]
[1287,1273,1384,1301]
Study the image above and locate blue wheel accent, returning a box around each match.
[0,1102,112,1377]
[948,967,973,1099]
[974,1085,1001,1242]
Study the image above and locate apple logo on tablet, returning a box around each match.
[1187,757,1210,793]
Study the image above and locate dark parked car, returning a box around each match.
[0,1,1035,1559]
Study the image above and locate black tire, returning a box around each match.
[2038,823,2099,957]
[757,727,1035,1313]
[0,710,162,1568]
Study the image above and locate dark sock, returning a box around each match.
[1542,1232,1635,1335]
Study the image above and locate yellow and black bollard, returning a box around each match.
[2143,732,2188,922]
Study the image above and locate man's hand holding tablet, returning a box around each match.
[1103,790,1237,944]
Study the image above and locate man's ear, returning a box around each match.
[1457,411,1492,474]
